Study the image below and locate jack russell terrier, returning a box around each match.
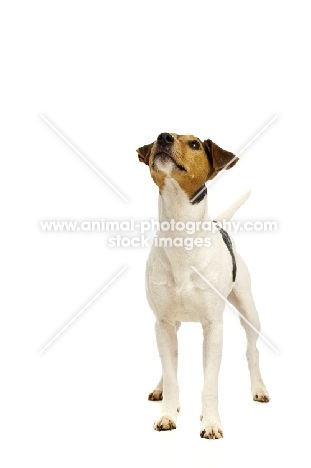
[137,133,270,439]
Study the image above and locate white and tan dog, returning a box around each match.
[137,133,269,439]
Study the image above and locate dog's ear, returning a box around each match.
[203,139,238,172]
[136,143,153,166]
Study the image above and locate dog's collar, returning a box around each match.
[190,185,207,205]
[213,221,237,282]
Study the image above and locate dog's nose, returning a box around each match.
[157,133,174,145]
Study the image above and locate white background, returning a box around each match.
[1,1,310,466]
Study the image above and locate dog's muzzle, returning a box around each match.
[153,133,186,172]
[155,133,174,157]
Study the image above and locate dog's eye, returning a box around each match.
[189,140,200,150]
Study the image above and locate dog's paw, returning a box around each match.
[253,389,270,402]
[148,389,163,401]
[154,416,176,431]
[200,423,223,439]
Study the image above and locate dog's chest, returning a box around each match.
[146,231,232,322]
[162,265,204,322]
[146,179,232,322]
[147,245,211,322]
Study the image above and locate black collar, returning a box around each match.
[190,185,207,205]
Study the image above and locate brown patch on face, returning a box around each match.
[137,134,211,197]
[136,134,238,199]
[162,134,210,198]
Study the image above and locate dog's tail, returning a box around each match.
[216,190,251,222]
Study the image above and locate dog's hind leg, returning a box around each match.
[228,255,270,402]
[148,321,180,405]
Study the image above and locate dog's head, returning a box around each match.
[136,133,238,202]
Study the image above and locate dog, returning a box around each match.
[136,133,270,439]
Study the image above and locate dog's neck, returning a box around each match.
[158,178,209,223]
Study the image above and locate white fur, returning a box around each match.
[146,177,269,438]
[216,189,251,223]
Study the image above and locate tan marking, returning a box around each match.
[253,392,270,402]
[200,426,224,439]
[149,134,211,197]
[154,416,177,431]
[148,390,163,401]
[136,133,238,201]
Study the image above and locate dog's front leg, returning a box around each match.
[200,316,224,439]
[153,319,179,431]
